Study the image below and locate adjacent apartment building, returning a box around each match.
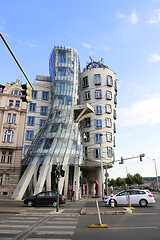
[22,75,52,158]
[0,78,27,196]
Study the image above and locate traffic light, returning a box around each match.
[119,157,124,164]
[55,166,60,179]
[140,153,145,161]
[21,83,32,102]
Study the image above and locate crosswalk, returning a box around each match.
[0,213,80,240]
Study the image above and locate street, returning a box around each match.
[0,197,159,240]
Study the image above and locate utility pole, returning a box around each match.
[100,134,104,199]
[56,158,60,212]
[153,159,159,191]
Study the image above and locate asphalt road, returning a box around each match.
[0,197,159,240]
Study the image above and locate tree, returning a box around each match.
[133,173,144,185]
[116,177,125,187]
[108,178,116,187]
[125,174,135,185]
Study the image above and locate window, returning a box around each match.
[24,145,30,155]
[58,50,66,63]
[11,90,21,95]
[107,75,113,86]
[4,130,14,142]
[84,118,91,127]
[12,114,16,124]
[113,123,116,133]
[83,76,89,88]
[95,119,102,128]
[94,74,101,85]
[9,100,14,106]
[84,90,91,100]
[26,130,34,140]
[15,100,20,107]
[95,133,102,143]
[83,132,90,142]
[114,94,117,105]
[106,132,112,142]
[106,118,112,128]
[115,80,118,92]
[5,174,9,186]
[42,92,49,100]
[95,106,102,114]
[27,116,35,126]
[0,174,3,186]
[7,113,11,123]
[105,104,112,114]
[41,106,48,115]
[40,119,46,128]
[95,148,101,159]
[29,103,36,112]
[113,109,117,119]
[55,111,61,118]
[107,147,113,157]
[43,138,54,149]
[106,90,112,100]
[95,90,102,99]
[84,146,88,158]
[32,90,37,99]
[7,151,12,163]
[1,150,6,163]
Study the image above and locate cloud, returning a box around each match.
[82,43,109,51]
[148,53,160,62]
[82,43,92,49]
[26,42,35,48]
[117,9,139,25]
[118,98,160,127]
[147,9,160,24]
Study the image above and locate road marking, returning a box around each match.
[38,225,76,229]
[107,226,159,230]
[26,238,71,240]
[9,217,40,220]
[0,224,29,228]
[133,213,159,215]
[0,229,22,234]
[35,230,74,235]
[0,220,36,223]
[47,221,78,224]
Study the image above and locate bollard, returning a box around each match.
[110,192,114,208]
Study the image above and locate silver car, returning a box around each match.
[104,189,155,207]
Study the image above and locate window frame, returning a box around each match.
[107,75,113,87]
[106,90,112,100]
[84,90,91,100]
[94,74,101,85]
[95,89,102,99]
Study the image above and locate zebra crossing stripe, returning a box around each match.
[35,230,74,235]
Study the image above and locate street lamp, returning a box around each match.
[99,134,104,199]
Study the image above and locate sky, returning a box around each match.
[0,0,160,179]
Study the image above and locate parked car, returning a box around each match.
[24,191,66,207]
[104,189,155,207]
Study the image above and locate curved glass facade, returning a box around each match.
[12,46,82,200]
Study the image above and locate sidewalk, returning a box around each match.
[0,196,132,215]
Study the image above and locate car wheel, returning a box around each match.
[139,199,148,207]
[52,201,57,207]
[109,199,117,207]
[27,201,33,207]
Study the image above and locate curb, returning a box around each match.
[80,207,132,215]
[0,208,34,215]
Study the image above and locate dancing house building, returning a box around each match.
[12,46,94,200]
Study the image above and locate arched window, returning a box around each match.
[4,130,14,142]
[11,90,21,95]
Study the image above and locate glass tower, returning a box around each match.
[12,46,83,200]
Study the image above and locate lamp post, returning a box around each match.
[153,159,159,191]
[100,134,104,199]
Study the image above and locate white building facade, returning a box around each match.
[22,75,52,158]
[80,61,117,196]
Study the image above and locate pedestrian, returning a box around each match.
[71,190,75,202]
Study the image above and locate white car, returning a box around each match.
[104,189,155,207]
